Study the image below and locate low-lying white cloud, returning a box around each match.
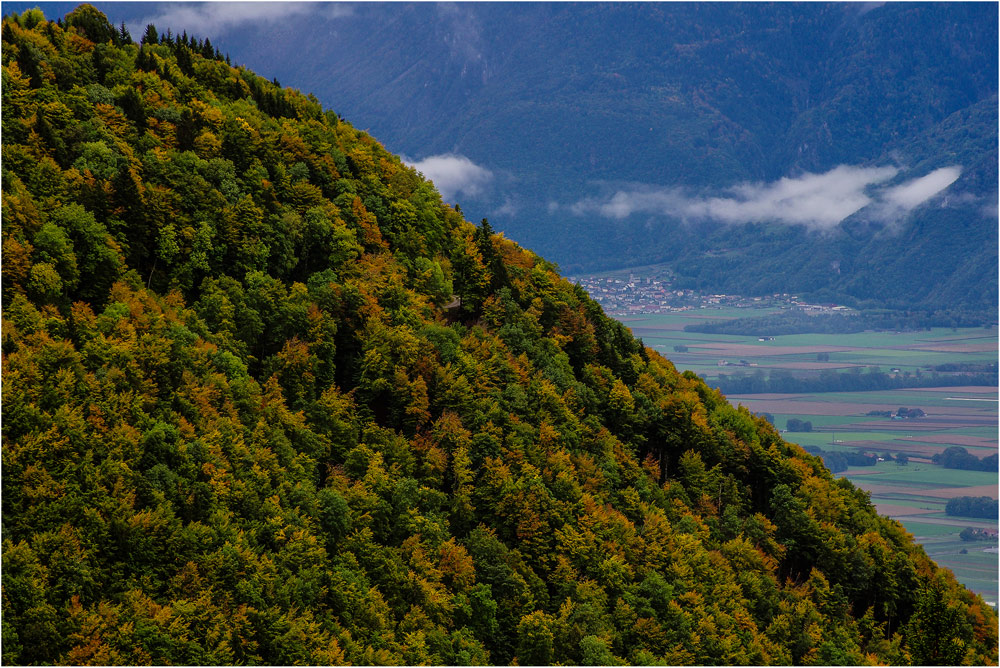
[881,166,962,210]
[405,154,493,201]
[572,164,963,230]
[130,3,351,39]
[572,189,683,220]
[691,165,898,228]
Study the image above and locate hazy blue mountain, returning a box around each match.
[10,2,997,313]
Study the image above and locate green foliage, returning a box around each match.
[904,577,975,665]
[1,7,996,666]
[946,496,998,520]
[786,418,813,432]
[933,446,1000,472]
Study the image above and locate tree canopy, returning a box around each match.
[2,7,997,665]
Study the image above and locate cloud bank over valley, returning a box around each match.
[403,154,494,202]
[129,3,352,39]
[881,166,963,210]
[570,164,964,230]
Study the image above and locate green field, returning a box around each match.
[631,313,999,379]
[870,497,947,511]
[955,426,1000,437]
[809,389,998,406]
[621,308,999,602]
[783,430,904,445]
[772,328,991,347]
[900,520,972,537]
[842,461,997,488]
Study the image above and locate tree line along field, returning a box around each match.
[626,311,998,382]
[621,310,999,604]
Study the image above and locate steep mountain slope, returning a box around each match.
[180,1,996,314]
[2,7,997,665]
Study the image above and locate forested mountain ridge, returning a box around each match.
[2,7,997,665]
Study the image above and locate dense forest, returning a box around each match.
[2,7,997,665]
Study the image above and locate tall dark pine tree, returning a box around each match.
[475,218,509,293]
[116,22,131,45]
[141,23,157,45]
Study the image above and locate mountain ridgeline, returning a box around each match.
[230,2,997,316]
[2,7,997,665]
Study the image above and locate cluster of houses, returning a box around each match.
[572,271,856,317]
[717,359,758,367]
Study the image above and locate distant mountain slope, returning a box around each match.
[176,1,996,314]
[2,7,997,665]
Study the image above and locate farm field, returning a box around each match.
[631,310,999,379]
[623,309,999,604]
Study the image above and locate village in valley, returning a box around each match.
[570,268,857,317]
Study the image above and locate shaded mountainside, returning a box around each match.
[2,7,997,665]
[201,1,997,314]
